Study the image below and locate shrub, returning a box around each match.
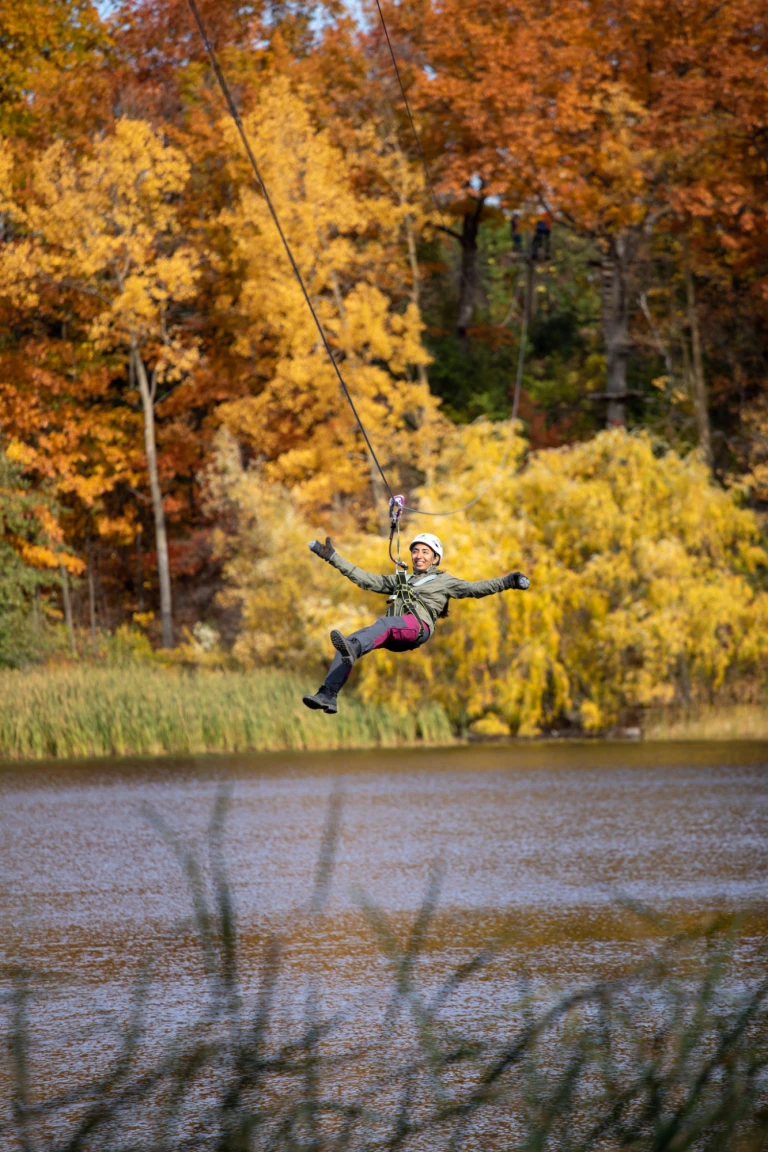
[355,427,768,733]
[216,425,768,735]
[0,449,69,668]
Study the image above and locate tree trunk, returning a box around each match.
[639,292,675,382]
[405,214,429,387]
[456,197,484,341]
[60,564,77,656]
[31,586,40,637]
[136,528,145,612]
[684,257,712,469]
[87,534,97,643]
[512,256,536,421]
[132,340,173,648]
[601,237,631,427]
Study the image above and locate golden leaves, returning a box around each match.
[217,77,442,514]
[0,138,13,213]
[0,117,200,570]
[10,118,198,357]
[346,428,768,734]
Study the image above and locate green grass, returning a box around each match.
[0,665,454,760]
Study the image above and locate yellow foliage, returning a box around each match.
[204,430,371,670]
[19,533,86,575]
[216,78,444,518]
[5,439,34,467]
[581,84,662,234]
[0,138,13,213]
[1,119,199,372]
[357,427,768,733]
[469,713,512,738]
[216,425,768,734]
[0,0,105,134]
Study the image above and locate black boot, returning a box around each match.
[330,629,359,667]
[302,687,338,715]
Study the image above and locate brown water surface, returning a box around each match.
[1,741,767,1104]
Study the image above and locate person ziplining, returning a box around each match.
[183,0,533,715]
[183,0,531,517]
[302,531,530,714]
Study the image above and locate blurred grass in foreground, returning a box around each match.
[2,793,766,1151]
[0,665,453,760]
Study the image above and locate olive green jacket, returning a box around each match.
[328,551,510,632]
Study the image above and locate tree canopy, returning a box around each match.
[0,0,765,721]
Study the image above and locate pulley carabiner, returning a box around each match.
[388,494,407,569]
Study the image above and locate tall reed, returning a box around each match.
[0,665,454,760]
[644,703,768,742]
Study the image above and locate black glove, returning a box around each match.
[309,536,335,562]
[502,571,530,591]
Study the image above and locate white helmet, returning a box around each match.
[409,533,443,563]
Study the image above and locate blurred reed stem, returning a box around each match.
[2,794,766,1151]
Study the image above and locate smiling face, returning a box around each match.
[410,543,437,572]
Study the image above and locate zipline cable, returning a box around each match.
[184,0,394,502]
[372,0,530,514]
[184,0,528,520]
[372,0,448,232]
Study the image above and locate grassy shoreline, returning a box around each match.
[0,665,453,760]
[643,702,768,741]
[0,665,765,760]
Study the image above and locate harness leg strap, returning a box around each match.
[323,614,429,696]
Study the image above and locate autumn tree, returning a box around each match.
[355,427,768,733]
[1,121,199,646]
[636,0,768,472]
[387,0,767,436]
[216,77,442,527]
[0,0,105,136]
[0,446,82,665]
[383,0,657,424]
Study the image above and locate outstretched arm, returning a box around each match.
[308,537,395,595]
[446,571,530,599]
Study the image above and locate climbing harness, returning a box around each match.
[385,494,435,638]
[386,567,436,641]
[184,0,529,521]
[388,494,426,631]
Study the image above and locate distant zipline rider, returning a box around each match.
[302,519,530,714]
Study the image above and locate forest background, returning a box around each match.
[0,0,767,743]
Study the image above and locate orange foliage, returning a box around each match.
[0,0,765,640]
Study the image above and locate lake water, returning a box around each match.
[2,741,767,1133]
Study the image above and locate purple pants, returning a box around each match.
[324,613,431,696]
